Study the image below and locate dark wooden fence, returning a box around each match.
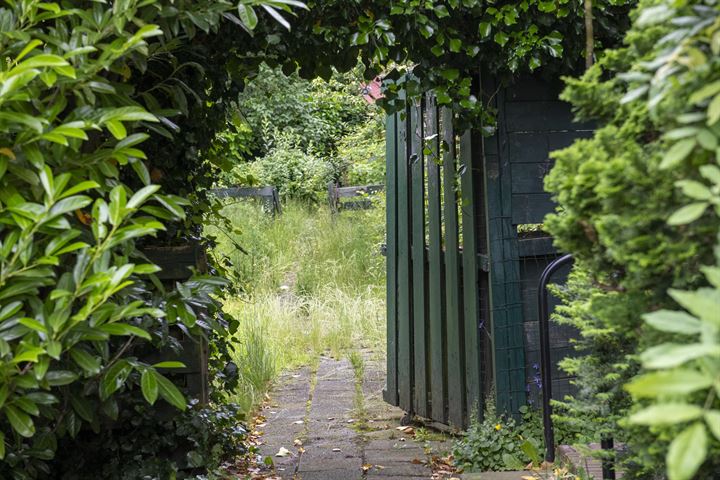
[328,183,384,213]
[210,186,282,215]
[384,73,592,428]
[142,243,210,404]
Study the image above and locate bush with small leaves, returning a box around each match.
[546,0,720,477]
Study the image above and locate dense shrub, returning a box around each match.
[251,140,333,203]
[52,400,246,479]
[546,0,720,477]
[0,1,300,477]
[236,64,369,159]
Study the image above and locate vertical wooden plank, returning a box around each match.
[384,112,399,406]
[426,94,446,423]
[441,107,465,428]
[482,76,527,415]
[460,130,482,422]
[397,98,414,413]
[410,99,428,418]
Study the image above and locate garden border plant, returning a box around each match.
[0,0,655,477]
[545,0,720,477]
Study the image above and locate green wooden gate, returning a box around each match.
[384,72,592,428]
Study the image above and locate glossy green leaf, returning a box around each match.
[238,4,258,30]
[99,361,132,400]
[108,185,127,226]
[106,119,127,140]
[640,343,720,369]
[141,369,158,405]
[630,403,704,426]
[70,394,95,423]
[152,361,186,369]
[626,369,713,397]
[669,288,720,326]
[70,349,101,375]
[13,397,39,416]
[667,423,707,480]
[661,139,696,169]
[668,202,708,225]
[5,405,35,438]
[127,184,160,210]
[705,411,720,441]
[155,372,186,410]
[643,310,703,334]
[98,323,151,341]
[45,370,78,386]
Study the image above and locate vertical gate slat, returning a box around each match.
[460,130,482,421]
[410,100,428,418]
[426,94,446,423]
[441,108,465,428]
[397,99,414,412]
[384,112,399,406]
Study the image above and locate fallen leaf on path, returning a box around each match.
[332,448,342,452]
[292,420,304,425]
[396,426,414,434]
[293,439,303,446]
[362,464,373,472]
[275,447,292,457]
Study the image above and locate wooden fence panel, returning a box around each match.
[425,94,447,424]
[459,130,482,420]
[396,101,413,413]
[384,112,399,406]
[410,100,428,418]
[441,108,466,429]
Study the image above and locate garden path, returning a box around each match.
[252,354,455,480]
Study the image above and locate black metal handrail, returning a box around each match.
[537,253,616,480]
[537,253,574,463]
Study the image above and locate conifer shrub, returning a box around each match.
[546,0,720,477]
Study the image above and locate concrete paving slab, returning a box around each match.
[296,468,364,480]
[364,462,430,477]
[459,472,533,479]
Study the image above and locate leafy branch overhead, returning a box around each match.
[239,0,634,122]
